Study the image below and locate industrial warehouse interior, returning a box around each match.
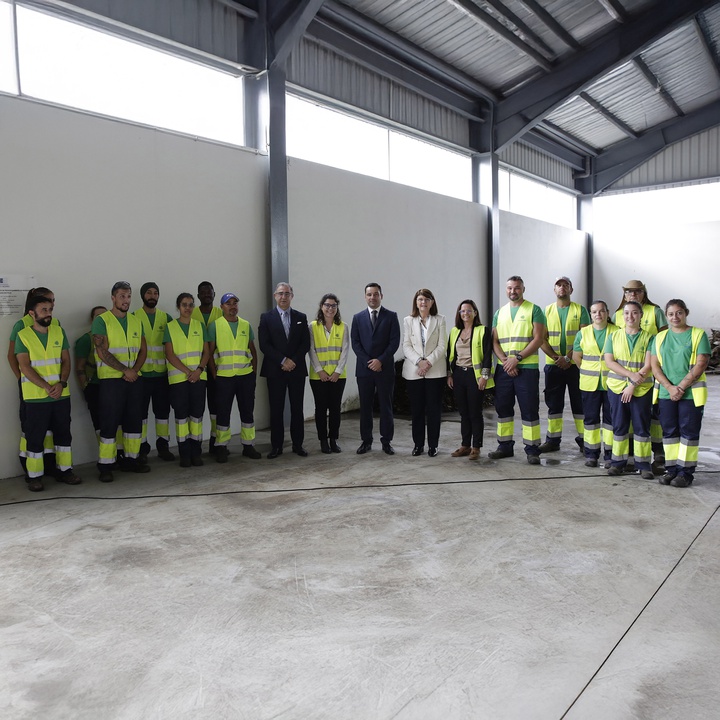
[2,0,720,718]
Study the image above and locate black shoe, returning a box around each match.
[119,459,150,473]
[98,470,114,483]
[660,471,676,485]
[320,441,331,454]
[382,443,395,455]
[330,440,342,453]
[356,442,372,455]
[604,458,612,469]
[607,466,623,476]
[179,457,192,468]
[640,470,655,480]
[267,447,283,459]
[242,445,262,460]
[624,464,635,474]
[584,459,598,468]
[191,456,204,467]
[488,447,514,460]
[140,442,151,457]
[293,446,308,457]
[412,446,424,457]
[672,474,690,488]
[428,448,438,457]
[215,446,229,463]
[651,458,666,475]
[538,442,560,453]
[575,437,585,452]
[527,455,541,465]
[158,446,176,462]
[137,454,149,466]
[131,462,151,474]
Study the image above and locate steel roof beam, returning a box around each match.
[515,0,583,51]
[214,0,258,20]
[541,120,600,156]
[495,0,717,151]
[270,0,326,69]
[575,98,720,193]
[633,56,684,117]
[444,0,553,71]
[524,129,587,169]
[479,0,557,58]
[694,14,720,82]
[595,0,629,23]
[579,91,639,139]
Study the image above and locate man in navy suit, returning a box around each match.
[351,282,401,455]
[258,282,311,458]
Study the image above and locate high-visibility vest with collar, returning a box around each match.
[652,327,708,407]
[545,302,585,366]
[448,326,495,389]
[192,306,223,329]
[95,311,142,380]
[606,329,653,396]
[309,321,347,380]
[614,303,661,335]
[166,319,207,385]
[577,324,611,391]
[18,325,70,401]
[214,317,253,377]
[495,300,538,366]
[134,308,169,375]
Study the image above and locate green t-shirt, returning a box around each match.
[651,328,711,400]
[572,326,608,354]
[163,321,210,343]
[207,321,255,343]
[603,330,645,355]
[15,327,70,402]
[10,315,61,342]
[556,305,591,355]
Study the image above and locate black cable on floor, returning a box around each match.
[559,503,720,719]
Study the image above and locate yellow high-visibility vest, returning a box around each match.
[95,311,142,380]
[448,326,495,389]
[214,317,253,377]
[134,308,169,375]
[495,301,538,366]
[606,329,653,396]
[653,327,708,407]
[545,302,584,366]
[18,325,70,401]
[576,325,611,391]
[166,319,207,385]
[309,321,347,380]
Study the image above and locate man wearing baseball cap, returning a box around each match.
[539,276,590,454]
[206,292,262,462]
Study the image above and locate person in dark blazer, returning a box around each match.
[351,282,401,455]
[258,282,311,458]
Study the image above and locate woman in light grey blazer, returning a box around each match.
[402,288,448,457]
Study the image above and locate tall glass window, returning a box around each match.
[0,0,18,94]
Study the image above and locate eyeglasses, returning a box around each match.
[322,303,338,309]
[624,289,641,294]
[275,292,292,297]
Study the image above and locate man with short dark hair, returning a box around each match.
[92,281,150,482]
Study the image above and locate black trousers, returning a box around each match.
[141,375,171,449]
[83,383,101,431]
[357,373,395,445]
[407,377,445,448]
[215,374,256,446]
[98,378,144,466]
[267,375,305,449]
[452,367,485,448]
[25,399,72,477]
[310,378,346,441]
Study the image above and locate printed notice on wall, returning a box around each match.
[0,276,35,317]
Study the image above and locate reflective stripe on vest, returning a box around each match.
[448,326,495,389]
[577,325,610,391]
[135,308,169,374]
[309,321,347,380]
[496,300,538,366]
[214,317,253,376]
[95,311,142,379]
[614,303,660,335]
[606,329,653,396]
[545,302,584,366]
[18,325,70,401]
[653,327,708,407]
[166,319,207,385]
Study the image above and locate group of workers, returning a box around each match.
[8,276,709,492]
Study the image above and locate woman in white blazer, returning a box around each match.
[402,288,448,457]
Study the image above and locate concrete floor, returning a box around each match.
[2,379,720,720]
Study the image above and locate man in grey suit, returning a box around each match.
[350,283,401,455]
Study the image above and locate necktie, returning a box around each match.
[282,311,290,338]
[371,310,378,329]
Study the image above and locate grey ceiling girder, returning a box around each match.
[575,98,720,194]
[444,0,553,71]
[494,0,717,152]
[515,0,583,51]
[214,0,258,20]
[694,15,720,81]
[524,129,587,170]
[306,18,489,121]
[270,0,327,69]
[479,0,557,58]
[633,56,684,117]
[595,0,629,23]
[541,120,599,156]
[579,91,639,139]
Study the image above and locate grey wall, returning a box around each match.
[0,95,269,480]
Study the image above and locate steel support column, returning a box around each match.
[268,65,289,288]
[477,154,501,318]
[577,195,594,306]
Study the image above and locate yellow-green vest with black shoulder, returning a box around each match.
[448,326,495,389]
[166,319,207,385]
[309,321,347,380]
[134,308,169,375]
[606,329,653,396]
[214,317,253,377]
[18,325,70,401]
[95,311,142,380]
[652,327,708,407]
[192,306,223,329]
[545,302,584,366]
[614,303,661,335]
[495,300,538,366]
[576,325,612,391]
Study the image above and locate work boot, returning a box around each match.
[538,442,560,453]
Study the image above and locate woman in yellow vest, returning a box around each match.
[446,299,493,460]
[603,300,654,479]
[309,293,348,454]
[650,299,710,488]
[164,293,211,467]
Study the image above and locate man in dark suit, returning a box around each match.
[351,282,401,455]
[258,282,311,458]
